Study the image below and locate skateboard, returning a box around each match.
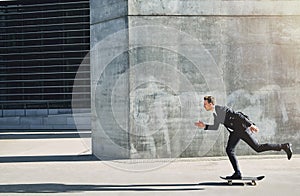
[220,175,265,186]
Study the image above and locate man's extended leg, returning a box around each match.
[226,132,242,178]
[240,128,292,159]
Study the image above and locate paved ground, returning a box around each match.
[0,130,299,195]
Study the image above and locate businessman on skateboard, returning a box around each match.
[195,96,293,179]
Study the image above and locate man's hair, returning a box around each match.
[204,96,216,105]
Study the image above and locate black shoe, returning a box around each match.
[226,172,242,179]
[282,143,293,160]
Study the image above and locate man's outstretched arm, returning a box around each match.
[195,115,220,130]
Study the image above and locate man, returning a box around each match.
[195,95,293,179]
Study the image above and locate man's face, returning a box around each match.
[203,100,214,111]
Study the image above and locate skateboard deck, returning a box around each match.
[220,175,265,186]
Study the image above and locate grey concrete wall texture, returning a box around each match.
[91,0,300,160]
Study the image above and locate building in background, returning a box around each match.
[0,0,90,130]
[1,0,299,158]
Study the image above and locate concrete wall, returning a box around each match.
[90,0,131,159]
[91,0,300,160]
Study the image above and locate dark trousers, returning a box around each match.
[226,128,282,174]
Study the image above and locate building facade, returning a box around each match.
[0,0,90,129]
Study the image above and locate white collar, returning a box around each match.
[212,106,217,116]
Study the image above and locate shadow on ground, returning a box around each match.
[199,182,246,186]
[0,181,254,193]
[0,154,98,163]
[0,183,204,193]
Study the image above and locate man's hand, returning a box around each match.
[249,124,259,133]
[195,121,206,129]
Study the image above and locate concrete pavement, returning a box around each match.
[0,131,299,195]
